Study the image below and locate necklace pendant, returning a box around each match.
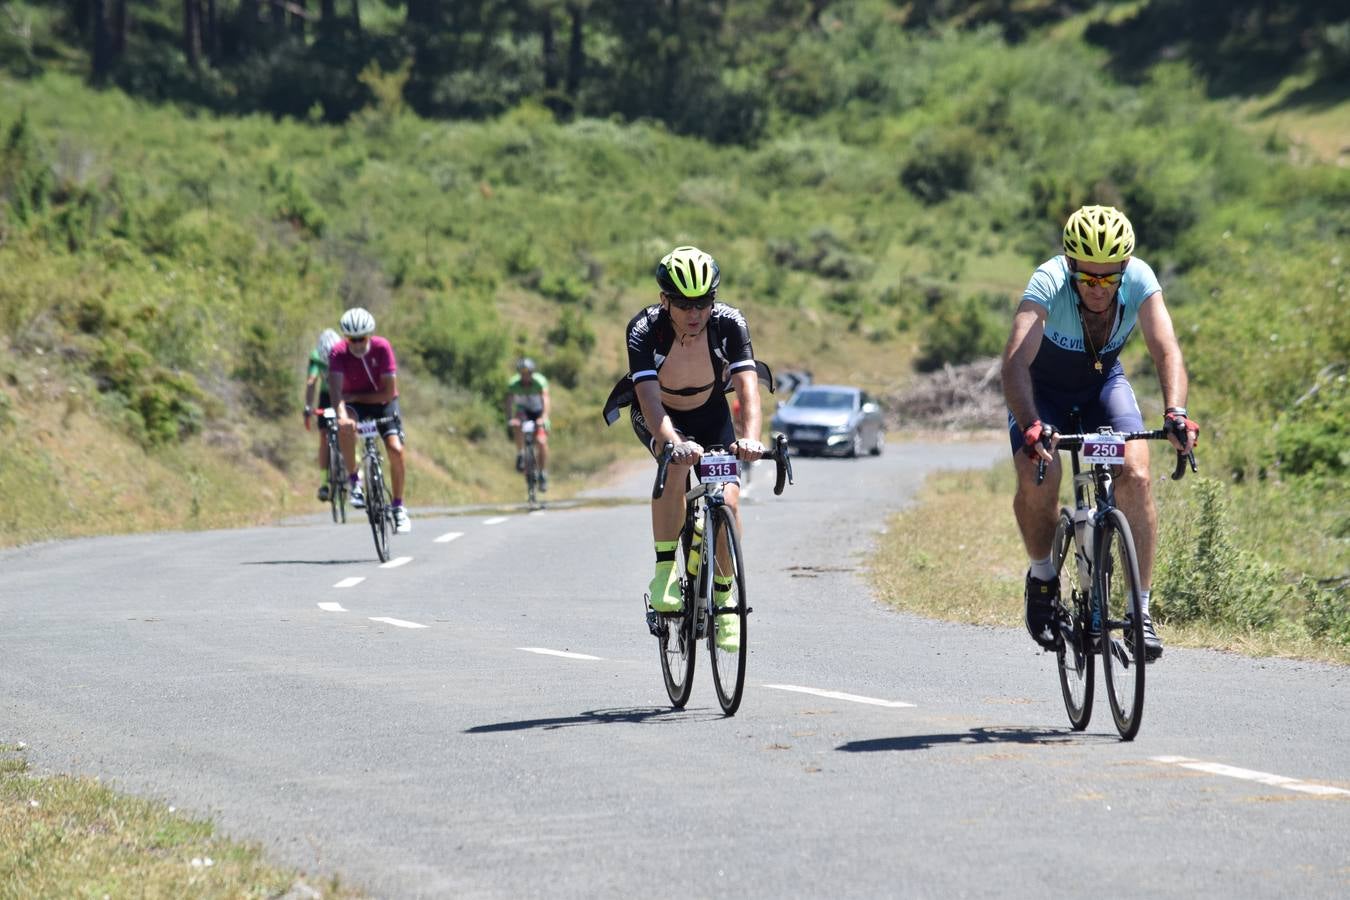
[1094,360,1103,373]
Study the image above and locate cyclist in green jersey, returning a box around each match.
[505,358,552,491]
[303,328,343,502]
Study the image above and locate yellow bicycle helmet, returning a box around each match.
[655,246,720,299]
[1062,205,1135,263]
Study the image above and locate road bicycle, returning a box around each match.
[647,434,793,716]
[319,407,347,523]
[1037,414,1196,740]
[520,418,543,510]
[356,416,398,563]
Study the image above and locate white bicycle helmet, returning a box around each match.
[339,307,376,337]
[316,328,342,359]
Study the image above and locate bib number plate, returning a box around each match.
[697,453,739,484]
[1082,434,1126,465]
[521,419,536,435]
[357,420,380,439]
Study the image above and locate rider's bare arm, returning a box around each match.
[1138,291,1196,453]
[729,369,764,460]
[1001,301,1049,428]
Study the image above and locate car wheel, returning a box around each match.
[870,430,885,456]
[848,431,862,458]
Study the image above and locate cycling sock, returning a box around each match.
[1138,589,1151,617]
[392,498,403,507]
[714,575,735,606]
[349,472,360,487]
[1029,555,1055,581]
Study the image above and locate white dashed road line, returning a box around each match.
[434,531,464,543]
[317,602,346,612]
[368,617,428,629]
[1152,756,1350,797]
[380,556,413,569]
[518,647,603,661]
[483,516,508,526]
[333,577,366,589]
[762,684,916,708]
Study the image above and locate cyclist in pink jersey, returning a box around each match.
[328,307,411,534]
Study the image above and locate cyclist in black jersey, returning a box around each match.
[602,246,775,649]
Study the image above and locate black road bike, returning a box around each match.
[520,417,543,510]
[357,417,398,562]
[320,407,347,523]
[647,435,793,716]
[1037,415,1196,740]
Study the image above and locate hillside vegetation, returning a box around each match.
[0,0,1345,645]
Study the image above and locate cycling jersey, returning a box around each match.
[307,347,331,408]
[602,303,773,425]
[1022,255,1161,393]
[507,372,549,418]
[331,336,398,397]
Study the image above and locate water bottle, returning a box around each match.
[686,518,705,577]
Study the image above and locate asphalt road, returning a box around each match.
[2,438,1347,898]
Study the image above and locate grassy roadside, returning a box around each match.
[0,745,360,898]
[870,457,1350,666]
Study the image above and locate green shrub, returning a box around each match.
[914,293,1005,371]
[1153,478,1288,630]
[234,322,294,418]
[411,295,508,398]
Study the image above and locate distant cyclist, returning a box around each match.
[303,328,342,502]
[328,307,411,534]
[505,357,551,491]
[601,246,774,650]
[1001,205,1199,661]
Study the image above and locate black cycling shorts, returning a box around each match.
[630,391,736,458]
[347,398,404,440]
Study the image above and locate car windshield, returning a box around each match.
[790,389,855,410]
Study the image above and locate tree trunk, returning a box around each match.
[90,0,112,81]
[270,0,285,33]
[206,0,219,61]
[565,3,584,100]
[184,0,201,69]
[111,0,127,57]
[541,10,558,94]
[351,0,360,31]
[292,0,307,36]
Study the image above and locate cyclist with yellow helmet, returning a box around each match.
[1002,205,1199,661]
[601,246,774,652]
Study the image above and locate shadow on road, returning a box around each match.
[837,725,1118,753]
[466,706,723,733]
[241,559,370,566]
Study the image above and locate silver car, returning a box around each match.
[770,385,885,458]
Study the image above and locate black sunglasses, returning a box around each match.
[664,292,714,311]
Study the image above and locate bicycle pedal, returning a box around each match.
[645,609,664,638]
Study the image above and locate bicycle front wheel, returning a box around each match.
[524,441,537,507]
[658,522,697,708]
[708,504,748,716]
[1052,508,1094,731]
[1097,508,1145,740]
[366,459,391,563]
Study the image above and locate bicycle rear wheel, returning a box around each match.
[658,522,697,708]
[708,504,748,716]
[1052,508,1094,731]
[1098,508,1145,740]
[366,456,391,563]
[328,431,346,523]
[524,440,537,508]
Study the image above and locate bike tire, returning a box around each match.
[1052,508,1094,731]
[366,457,391,563]
[708,504,748,716]
[658,520,697,708]
[1097,508,1145,740]
[328,430,345,524]
[524,440,537,508]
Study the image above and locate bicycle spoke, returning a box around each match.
[708,505,748,716]
[1052,509,1093,731]
[1098,510,1145,740]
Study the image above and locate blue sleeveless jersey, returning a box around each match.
[1023,256,1161,393]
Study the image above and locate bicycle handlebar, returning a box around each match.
[651,434,794,499]
[1034,429,1198,485]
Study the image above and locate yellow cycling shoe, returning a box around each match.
[647,562,683,613]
